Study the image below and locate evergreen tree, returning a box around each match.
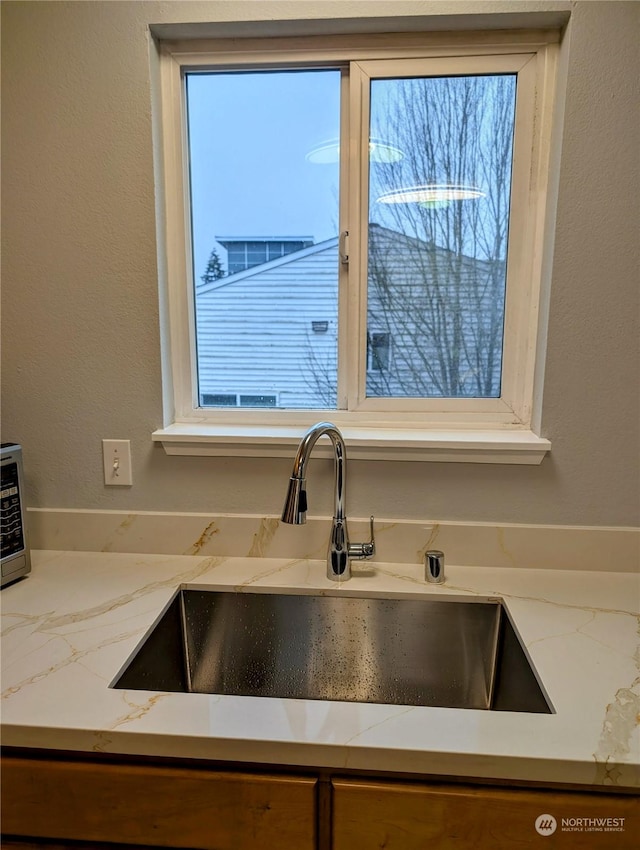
[201,248,225,284]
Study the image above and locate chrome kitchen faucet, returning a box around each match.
[281,422,375,581]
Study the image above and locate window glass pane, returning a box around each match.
[367,74,516,398]
[246,243,267,266]
[368,332,391,372]
[200,393,237,406]
[239,394,277,408]
[267,242,284,261]
[187,70,341,410]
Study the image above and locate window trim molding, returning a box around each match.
[152,422,550,464]
[153,29,561,463]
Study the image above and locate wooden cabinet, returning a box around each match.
[1,755,317,850]
[3,754,638,850]
[332,778,639,850]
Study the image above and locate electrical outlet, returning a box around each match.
[103,439,132,486]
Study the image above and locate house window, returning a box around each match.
[200,393,237,407]
[239,394,277,408]
[200,393,278,408]
[154,30,559,460]
[216,237,314,275]
[367,332,391,373]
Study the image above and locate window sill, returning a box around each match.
[152,424,550,464]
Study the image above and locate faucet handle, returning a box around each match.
[366,514,375,554]
[348,515,376,560]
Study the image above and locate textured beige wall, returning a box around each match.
[2,1,638,527]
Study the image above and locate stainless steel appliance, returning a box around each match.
[1,443,31,587]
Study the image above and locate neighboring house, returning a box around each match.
[194,226,505,409]
[365,224,505,399]
[195,237,339,409]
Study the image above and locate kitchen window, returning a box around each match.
[153,31,559,462]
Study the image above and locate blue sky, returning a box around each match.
[186,69,341,280]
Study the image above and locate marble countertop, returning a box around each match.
[2,550,638,789]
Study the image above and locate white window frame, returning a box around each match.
[152,31,559,463]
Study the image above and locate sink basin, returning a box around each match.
[112,588,552,713]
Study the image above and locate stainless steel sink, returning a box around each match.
[112,588,552,713]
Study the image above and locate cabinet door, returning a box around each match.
[2,756,317,850]
[332,778,639,849]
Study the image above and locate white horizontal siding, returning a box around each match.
[196,243,339,408]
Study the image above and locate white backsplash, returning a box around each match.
[27,508,639,572]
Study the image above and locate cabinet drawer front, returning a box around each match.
[332,779,639,849]
[2,757,317,850]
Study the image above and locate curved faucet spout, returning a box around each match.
[281,422,374,581]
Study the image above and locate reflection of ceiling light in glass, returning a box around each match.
[367,138,404,162]
[306,138,404,164]
[305,140,340,164]
[377,184,485,204]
